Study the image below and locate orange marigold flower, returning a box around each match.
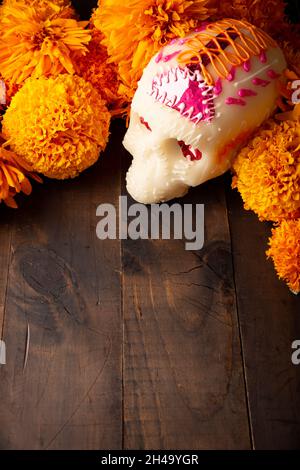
[232,119,300,222]
[283,44,300,77]
[0,0,75,18]
[269,21,300,79]
[76,29,127,116]
[0,2,91,85]
[0,74,20,108]
[2,75,111,179]
[0,140,41,208]
[211,0,287,37]
[93,0,214,101]
[267,219,300,294]
[276,69,299,114]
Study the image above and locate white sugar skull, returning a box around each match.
[123,19,286,204]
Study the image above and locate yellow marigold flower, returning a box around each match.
[212,0,287,36]
[0,2,91,85]
[0,140,41,208]
[232,119,300,222]
[2,75,111,180]
[76,29,127,116]
[93,0,214,101]
[267,219,300,294]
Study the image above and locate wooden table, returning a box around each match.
[0,121,299,450]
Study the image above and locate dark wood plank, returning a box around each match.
[0,121,123,450]
[0,207,13,339]
[227,182,300,449]
[121,145,251,449]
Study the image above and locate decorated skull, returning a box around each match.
[123,19,286,204]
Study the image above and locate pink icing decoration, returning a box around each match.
[227,67,236,81]
[225,97,246,106]
[243,60,251,72]
[175,79,214,121]
[178,38,188,45]
[163,50,181,62]
[252,77,271,87]
[150,65,215,124]
[155,50,164,63]
[238,88,257,97]
[213,78,222,96]
[259,51,267,63]
[267,69,281,79]
[169,39,178,45]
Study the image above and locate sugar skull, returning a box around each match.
[123,19,286,204]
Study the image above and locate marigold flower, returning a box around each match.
[93,0,214,101]
[283,45,300,77]
[76,29,127,116]
[0,74,20,109]
[267,219,300,294]
[0,140,41,208]
[212,0,287,37]
[2,75,111,180]
[0,0,75,18]
[0,2,90,85]
[276,69,299,115]
[232,119,300,222]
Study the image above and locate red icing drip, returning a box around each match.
[227,67,236,81]
[259,51,267,63]
[243,60,251,72]
[213,77,223,96]
[267,69,281,79]
[140,117,152,131]
[225,97,246,106]
[163,50,181,62]
[178,141,202,161]
[238,88,257,97]
[252,77,271,87]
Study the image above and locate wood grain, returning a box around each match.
[0,119,299,449]
[121,144,251,449]
[0,122,123,450]
[0,207,13,337]
[227,184,300,449]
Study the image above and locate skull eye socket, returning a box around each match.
[178,140,202,161]
[139,116,152,132]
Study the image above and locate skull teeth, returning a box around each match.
[153,66,209,87]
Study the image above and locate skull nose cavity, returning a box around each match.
[178,140,202,161]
